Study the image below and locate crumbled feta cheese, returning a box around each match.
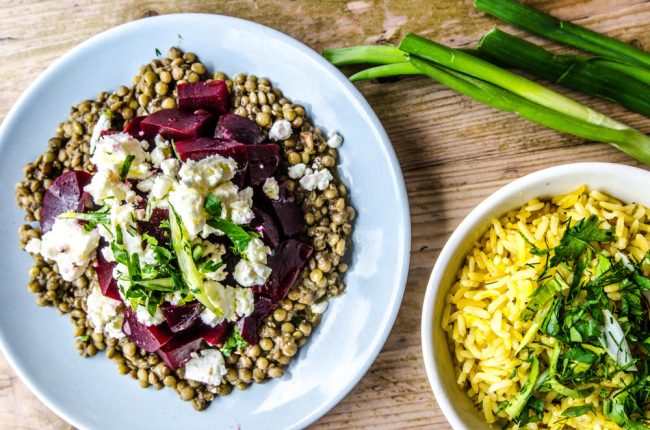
[150,135,172,168]
[299,168,333,191]
[84,169,131,204]
[204,281,237,322]
[101,246,115,263]
[167,291,184,306]
[235,287,254,317]
[311,300,329,314]
[150,175,175,201]
[160,158,180,177]
[91,132,151,179]
[268,119,292,141]
[262,177,279,200]
[228,187,254,225]
[39,218,100,282]
[200,307,225,327]
[89,112,112,153]
[178,155,237,192]
[245,238,271,265]
[25,238,41,255]
[326,131,343,148]
[168,183,206,240]
[136,175,156,193]
[233,259,271,287]
[184,349,227,386]
[135,305,165,326]
[288,163,307,179]
[104,314,125,339]
[86,286,120,332]
[109,203,144,258]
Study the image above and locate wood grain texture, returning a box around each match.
[1,0,650,429]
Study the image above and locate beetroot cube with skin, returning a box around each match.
[94,247,121,301]
[40,170,93,233]
[123,115,146,139]
[140,108,214,141]
[200,321,232,346]
[237,296,274,345]
[250,207,280,249]
[246,144,280,185]
[160,301,202,333]
[177,80,229,114]
[267,181,305,237]
[155,328,205,371]
[122,306,174,353]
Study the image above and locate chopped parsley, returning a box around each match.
[120,154,135,181]
[220,328,248,357]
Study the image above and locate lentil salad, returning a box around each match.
[15,47,354,410]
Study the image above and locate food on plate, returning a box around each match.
[16,47,355,410]
[442,186,650,428]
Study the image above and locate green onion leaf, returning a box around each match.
[120,154,135,181]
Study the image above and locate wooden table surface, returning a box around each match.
[2,0,650,428]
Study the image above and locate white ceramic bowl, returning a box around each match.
[0,14,410,430]
[421,162,650,429]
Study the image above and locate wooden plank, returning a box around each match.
[1,0,649,428]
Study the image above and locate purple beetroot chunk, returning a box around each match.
[247,144,279,185]
[253,239,314,304]
[140,108,214,141]
[136,208,170,247]
[214,113,265,145]
[177,80,229,114]
[123,115,146,139]
[174,138,248,167]
[250,207,280,249]
[156,328,205,371]
[160,301,202,333]
[268,181,305,237]
[94,247,121,301]
[200,321,232,346]
[40,170,93,233]
[237,296,274,345]
[122,307,174,353]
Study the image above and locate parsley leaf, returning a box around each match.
[562,405,594,417]
[120,154,135,181]
[204,194,223,218]
[220,328,248,357]
[550,216,614,267]
[206,218,259,255]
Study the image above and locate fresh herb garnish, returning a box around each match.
[550,215,614,267]
[220,328,248,357]
[206,217,259,255]
[120,154,135,181]
[60,206,111,231]
[204,194,223,218]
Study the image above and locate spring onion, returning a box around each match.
[474,0,650,70]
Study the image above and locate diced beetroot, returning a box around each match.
[136,208,170,247]
[214,113,265,145]
[40,170,93,233]
[140,108,214,141]
[160,301,202,333]
[267,181,305,237]
[156,328,205,371]
[123,115,146,139]
[237,296,274,345]
[246,144,280,185]
[122,307,174,353]
[99,130,120,137]
[94,246,121,301]
[253,239,314,304]
[199,321,232,346]
[250,207,280,249]
[177,80,229,114]
[174,138,249,185]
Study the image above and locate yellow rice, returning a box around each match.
[442,185,650,429]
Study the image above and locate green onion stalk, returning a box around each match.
[476,28,650,118]
[474,0,650,70]
[323,37,650,165]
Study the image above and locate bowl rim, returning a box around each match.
[0,13,411,430]
[420,162,650,429]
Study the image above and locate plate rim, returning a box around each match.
[0,12,411,430]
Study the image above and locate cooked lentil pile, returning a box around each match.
[15,47,354,410]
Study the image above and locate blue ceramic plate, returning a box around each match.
[0,13,410,430]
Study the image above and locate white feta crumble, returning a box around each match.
[262,177,279,200]
[104,314,125,340]
[268,119,292,141]
[204,281,237,322]
[326,131,343,148]
[39,218,100,282]
[89,112,112,153]
[150,175,175,201]
[245,238,271,265]
[160,158,180,177]
[135,305,165,326]
[299,168,333,191]
[91,132,151,179]
[183,349,227,386]
[84,169,131,204]
[311,300,329,314]
[288,163,307,179]
[234,259,271,287]
[228,187,255,225]
[200,307,225,327]
[150,135,172,167]
[86,286,120,332]
[235,287,254,317]
[178,155,237,192]
[25,238,42,255]
[168,183,206,240]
